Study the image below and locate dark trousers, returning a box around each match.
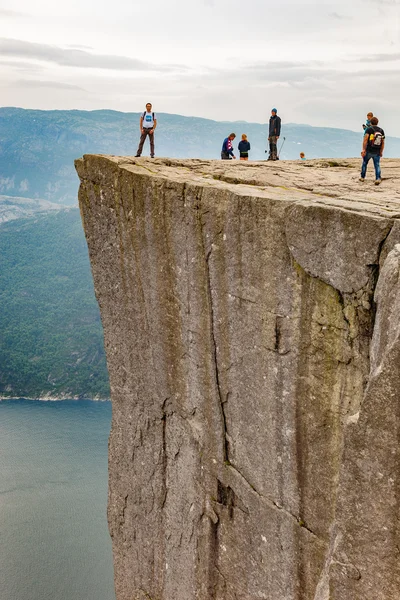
[361,153,381,180]
[136,128,155,156]
[269,135,278,160]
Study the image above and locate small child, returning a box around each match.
[238,134,251,161]
[299,152,306,160]
[362,112,373,131]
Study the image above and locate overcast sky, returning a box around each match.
[0,0,399,134]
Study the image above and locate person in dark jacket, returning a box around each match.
[268,108,281,161]
[221,133,236,159]
[238,134,251,161]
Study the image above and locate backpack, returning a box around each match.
[142,111,155,120]
[368,126,383,148]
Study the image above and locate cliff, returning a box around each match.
[76,155,400,600]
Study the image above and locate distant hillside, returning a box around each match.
[0,194,60,223]
[0,208,110,399]
[1,107,400,204]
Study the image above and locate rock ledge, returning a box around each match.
[76,156,400,600]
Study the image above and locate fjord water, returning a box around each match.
[0,399,115,600]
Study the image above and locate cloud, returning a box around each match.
[199,60,334,86]
[329,12,351,20]
[365,0,400,4]
[210,59,400,90]
[0,59,44,71]
[358,53,400,62]
[0,38,188,72]
[242,60,326,71]
[15,79,86,91]
[0,9,26,17]
[66,44,94,50]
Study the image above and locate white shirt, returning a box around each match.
[142,111,156,128]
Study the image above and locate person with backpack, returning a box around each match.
[268,108,281,161]
[221,133,236,160]
[238,134,251,161]
[360,116,385,185]
[135,103,157,158]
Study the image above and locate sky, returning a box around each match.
[0,0,399,134]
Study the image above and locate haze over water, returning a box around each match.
[0,399,115,600]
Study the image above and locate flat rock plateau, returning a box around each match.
[76,156,400,600]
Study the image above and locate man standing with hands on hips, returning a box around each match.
[268,108,281,161]
[135,102,157,158]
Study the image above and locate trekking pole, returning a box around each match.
[278,136,286,159]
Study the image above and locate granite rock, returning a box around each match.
[76,156,400,600]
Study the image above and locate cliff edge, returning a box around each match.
[76,156,400,600]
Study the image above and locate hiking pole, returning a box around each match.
[278,136,286,159]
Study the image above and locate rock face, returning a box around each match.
[76,156,400,600]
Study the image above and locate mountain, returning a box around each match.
[1,106,399,398]
[1,107,400,205]
[0,208,110,399]
[0,194,60,223]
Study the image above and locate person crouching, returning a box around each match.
[221,133,236,160]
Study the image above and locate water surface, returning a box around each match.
[0,399,115,600]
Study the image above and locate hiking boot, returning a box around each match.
[150,155,155,158]
[375,178,382,185]
[359,177,365,182]
[135,154,141,157]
